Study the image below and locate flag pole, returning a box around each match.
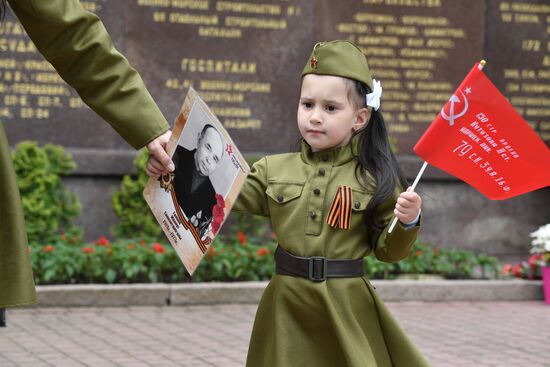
[388,161,428,233]
[478,59,486,70]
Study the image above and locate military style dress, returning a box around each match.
[0,0,169,308]
[233,137,429,367]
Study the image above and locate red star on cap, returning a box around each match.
[310,57,318,68]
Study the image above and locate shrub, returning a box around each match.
[30,233,277,284]
[12,141,81,244]
[111,150,164,241]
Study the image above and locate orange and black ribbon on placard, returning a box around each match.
[159,174,211,253]
[326,185,352,229]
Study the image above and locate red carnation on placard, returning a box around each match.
[152,243,165,254]
[211,194,226,235]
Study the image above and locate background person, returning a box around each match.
[0,0,174,315]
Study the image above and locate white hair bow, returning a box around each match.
[365,79,382,111]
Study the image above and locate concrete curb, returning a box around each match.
[34,280,543,307]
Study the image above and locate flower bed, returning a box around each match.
[30,233,500,284]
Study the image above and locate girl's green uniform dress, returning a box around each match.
[0,0,169,308]
[234,137,429,367]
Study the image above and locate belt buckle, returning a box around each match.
[308,256,327,282]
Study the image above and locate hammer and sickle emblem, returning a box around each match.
[441,91,469,126]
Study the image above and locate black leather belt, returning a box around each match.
[275,246,364,282]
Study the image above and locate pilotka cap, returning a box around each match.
[301,40,374,90]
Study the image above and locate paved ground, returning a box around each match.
[1,301,549,367]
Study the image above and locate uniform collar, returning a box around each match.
[300,134,360,166]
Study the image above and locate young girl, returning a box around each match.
[149,40,428,367]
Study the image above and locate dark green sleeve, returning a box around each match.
[7,0,169,149]
[372,191,421,263]
[232,157,269,217]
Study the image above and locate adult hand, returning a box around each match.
[146,130,174,178]
[394,187,422,225]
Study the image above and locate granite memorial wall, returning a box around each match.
[2,0,549,258]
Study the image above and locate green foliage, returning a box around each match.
[194,233,276,282]
[30,234,276,284]
[111,150,164,240]
[364,241,501,280]
[30,233,500,284]
[12,141,81,244]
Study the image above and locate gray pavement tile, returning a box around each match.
[2,301,549,367]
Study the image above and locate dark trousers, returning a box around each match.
[0,308,6,327]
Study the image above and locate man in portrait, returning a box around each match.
[172,124,224,237]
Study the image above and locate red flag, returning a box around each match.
[414,63,550,200]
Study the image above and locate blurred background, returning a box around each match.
[1,0,549,279]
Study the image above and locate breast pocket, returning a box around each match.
[266,182,304,204]
[265,181,305,232]
[349,189,374,229]
[351,189,372,213]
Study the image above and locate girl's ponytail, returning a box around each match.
[354,82,408,234]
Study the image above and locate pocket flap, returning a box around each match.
[266,182,304,204]
[351,190,371,211]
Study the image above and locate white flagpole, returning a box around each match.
[387,161,428,234]
[478,59,486,70]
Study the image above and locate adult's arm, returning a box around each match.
[7,0,169,149]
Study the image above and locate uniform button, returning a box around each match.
[313,188,321,195]
[321,156,328,162]
[354,201,361,209]
[318,168,325,176]
[277,195,284,203]
[309,211,317,219]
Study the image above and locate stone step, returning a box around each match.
[33,280,544,307]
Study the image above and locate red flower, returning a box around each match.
[528,254,543,268]
[216,193,225,208]
[211,194,226,235]
[206,246,217,260]
[43,245,55,253]
[257,247,270,257]
[152,243,165,253]
[502,263,512,275]
[415,250,423,257]
[237,231,247,246]
[95,236,110,246]
[82,246,95,254]
[139,240,147,246]
[511,263,523,277]
[128,243,135,250]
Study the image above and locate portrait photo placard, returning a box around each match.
[144,88,250,275]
